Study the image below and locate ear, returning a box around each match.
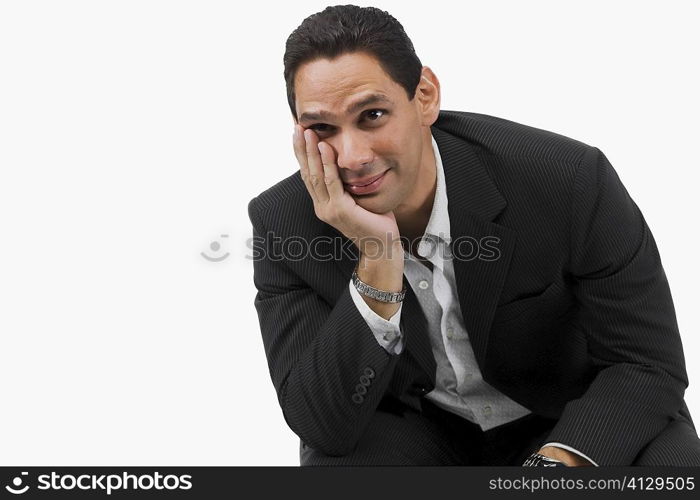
[415,66,441,127]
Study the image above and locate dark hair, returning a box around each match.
[283,4,423,120]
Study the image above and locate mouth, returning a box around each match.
[343,169,390,195]
[344,170,388,187]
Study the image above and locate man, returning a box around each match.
[248,4,700,466]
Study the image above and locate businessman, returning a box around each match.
[248,4,700,465]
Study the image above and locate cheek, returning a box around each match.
[377,127,417,164]
[375,119,423,178]
[395,130,424,174]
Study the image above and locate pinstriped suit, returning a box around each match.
[248,110,700,465]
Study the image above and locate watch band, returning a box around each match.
[522,452,567,467]
[351,265,406,303]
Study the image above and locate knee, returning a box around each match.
[298,408,462,466]
[300,439,359,465]
[632,418,700,466]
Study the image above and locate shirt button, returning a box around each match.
[418,280,429,290]
[446,327,454,339]
[383,331,396,342]
[418,238,434,257]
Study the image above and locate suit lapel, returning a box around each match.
[432,125,516,367]
[400,275,437,382]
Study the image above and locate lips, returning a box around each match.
[344,170,388,187]
[342,169,389,195]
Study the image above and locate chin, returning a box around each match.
[352,196,380,212]
[355,197,395,215]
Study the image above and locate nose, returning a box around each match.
[333,131,374,173]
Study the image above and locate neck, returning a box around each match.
[394,128,437,247]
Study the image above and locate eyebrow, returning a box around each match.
[298,94,393,123]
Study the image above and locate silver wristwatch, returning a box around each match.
[351,265,406,303]
[522,452,567,467]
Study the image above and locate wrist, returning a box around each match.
[523,452,567,467]
[356,256,404,292]
[353,253,405,320]
[538,446,591,467]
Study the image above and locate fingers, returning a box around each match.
[292,124,344,211]
[292,124,317,204]
[318,141,344,200]
[303,129,330,203]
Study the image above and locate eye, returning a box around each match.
[364,109,386,122]
[308,123,333,133]
[307,109,388,135]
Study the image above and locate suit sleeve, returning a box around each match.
[248,197,402,456]
[542,146,689,465]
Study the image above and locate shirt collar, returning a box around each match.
[422,133,451,245]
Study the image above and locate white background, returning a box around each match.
[1,0,697,466]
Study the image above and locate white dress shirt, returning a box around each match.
[348,133,598,466]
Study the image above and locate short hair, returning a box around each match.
[283,4,423,120]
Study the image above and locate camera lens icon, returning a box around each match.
[5,472,29,494]
[201,234,230,262]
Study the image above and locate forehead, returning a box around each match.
[294,52,401,122]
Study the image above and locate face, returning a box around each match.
[293,51,440,215]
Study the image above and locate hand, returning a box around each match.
[537,446,593,467]
[292,124,402,258]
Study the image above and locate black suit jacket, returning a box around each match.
[248,110,694,465]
